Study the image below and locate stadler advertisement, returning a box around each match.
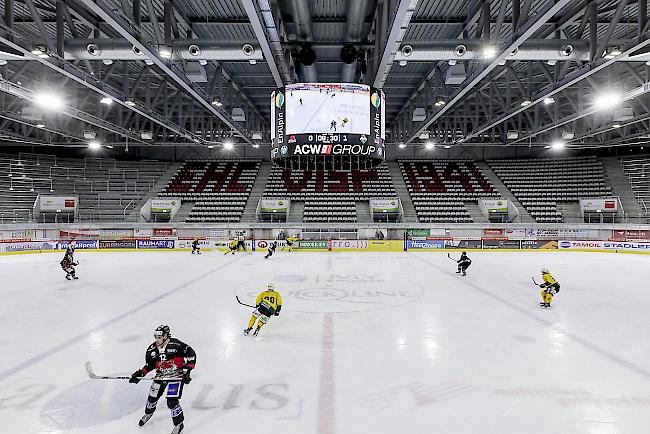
[271,83,385,162]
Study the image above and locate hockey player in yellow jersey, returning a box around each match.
[244,283,283,337]
[538,268,560,308]
[283,236,299,252]
[225,239,238,255]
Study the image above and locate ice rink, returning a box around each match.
[2,249,650,434]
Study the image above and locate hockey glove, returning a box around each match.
[129,369,144,384]
[274,312,279,316]
[182,369,192,384]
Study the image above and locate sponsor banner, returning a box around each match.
[521,240,558,250]
[331,240,368,250]
[483,228,504,236]
[525,228,589,239]
[37,196,76,212]
[59,229,100,239]
[370,199,399,213]
[260,199,289,213]
[99,229,133,238]
[366,240,403,252]
[0,240,56,253]
[56,240,99,250]
[445,239,483,249]
[1,229,40,240]
[176,238,229,249]
[482,239,521,249]
[151,199,177,213]
[611,229,650,241]
[407,228,430,237]
[136,239,175,249]
[255,240,288,250]
[558,240,604,250]
[208,229,229,239]
[504,229,527,238]
[581,198,618,212]
[296,240,328,250]
[407,239,445,250]
[481,199,508,213]
[99,239,137,249]
[134,228,153,237]
[602,241,650,251]
[154,228,175,236]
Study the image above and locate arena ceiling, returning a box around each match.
[1,0,650,150]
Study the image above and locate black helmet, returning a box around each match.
[462,251,467,255]
[154,325,170,339]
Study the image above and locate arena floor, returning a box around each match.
[1,249,649,434]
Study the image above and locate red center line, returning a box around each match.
[317,312,335,434]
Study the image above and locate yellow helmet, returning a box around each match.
[267,283,276,291]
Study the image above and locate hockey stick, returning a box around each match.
[531,276,540,286]
[85,362,181,382]
[447,253,458,261]
[236,296,256,308]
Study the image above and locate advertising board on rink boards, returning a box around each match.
[559,240,650,252]
[406,239,445,250]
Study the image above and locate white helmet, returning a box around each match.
[541,268,549,274]
[267,283,276,291]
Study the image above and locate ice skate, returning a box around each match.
[171,422,184,434]
[138,413,152,426]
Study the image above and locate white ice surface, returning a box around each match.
[1,250,650,434]
[285,89,370,135]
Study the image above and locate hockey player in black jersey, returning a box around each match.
[456,252,471,276]
[191,238,201,254]
[60,245,78,280]
[129,325,196,434]
[264,241,277,259]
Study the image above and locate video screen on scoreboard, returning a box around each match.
[285,83,371,135]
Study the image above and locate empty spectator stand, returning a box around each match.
[398,159,498,223]
[262,163,396,222]
[0,153,168,223]
[619,155,650,218]
[488,156,612,223]
[158,159,261,222]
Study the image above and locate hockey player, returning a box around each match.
[264,241,277,259]
[60,245,78,280]
[456,251,471,276]
[282,235,299,252]
[243,283,283,337]
[191,238,201,255]
[341,117,349,128]
[236,232,246,252]
[538,268,560,308]
[129,325,196,434]
[330,120,337,131]
[225,239,238,255]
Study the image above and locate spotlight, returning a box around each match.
[31,45,48,57]
[207,145,215,149]
[88,141,101,150]
[253,144,260,148]
[100,97,113,105]
[36,122,45,128]
[398,60,408,67]
[125,97,136,106]
[106,145,114,149]
[543,97,555,105]
[34,92,64,110]
[594,91,621,109]
[434,96,446,106]
[551,140,565,150]
[211,97,223,107]
[223,140,234,150]
[612,123,622,129]
[520,98,532,107]
[158,45,173,59]
[425,141,435,150]
[482,46,497,59]
[398,142,406,149]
